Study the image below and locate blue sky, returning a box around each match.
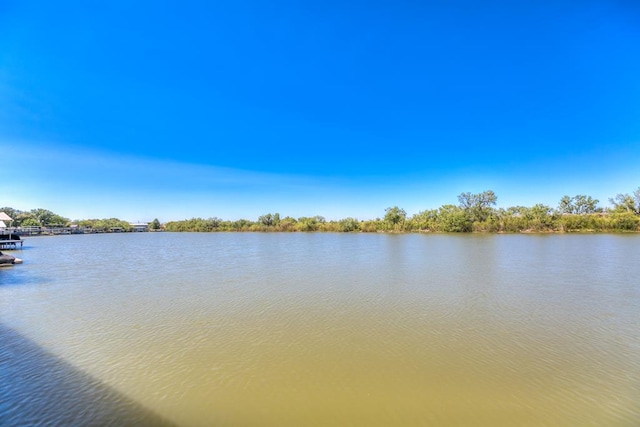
[1,0,639,222]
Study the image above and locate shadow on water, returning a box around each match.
[0,323,176,427]
[0,268,52,288]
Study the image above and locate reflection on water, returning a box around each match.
[1,233,639,426]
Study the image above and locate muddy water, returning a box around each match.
[1,233,639,426]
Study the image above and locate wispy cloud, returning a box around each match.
[4,138,639,221]
[5,140,401,220]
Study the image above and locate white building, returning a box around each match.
[130,222,149,232]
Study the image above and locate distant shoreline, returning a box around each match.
[8,227,639,236]
[4,189,639,234]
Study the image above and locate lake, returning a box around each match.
[1,232,639,426]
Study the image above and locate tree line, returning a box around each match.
[3,187,640,233]
[0,207,143,232]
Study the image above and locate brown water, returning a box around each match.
[1,233,639,426]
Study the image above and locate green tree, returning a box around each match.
[277,216,297,231]
[20,218,41,227]
[608,212,640,230]
[558,195,573,214]
[338,217,360,232]
[258,213,274,226]
[81,218,132,232]
[574,195,600,214]
[437,205,472,232]
[609,188,640,214]
[29,208,69,227]
[208,217,222,229]
[384,206,407,230]
[296,216,324,232]
[232,219,252,231]
[29,208,53,225]
[525,204,555,230]
[457,190,497,222]
[410,209,438,231]
[258,213,281,227]
[558,195,600,215]
[149,218,161,230]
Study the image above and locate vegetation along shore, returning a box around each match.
[3,188,640,234]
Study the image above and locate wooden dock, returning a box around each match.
[0,239,23,249]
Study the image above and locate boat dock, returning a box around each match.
[0,239,23,249]
[1,212,22,248]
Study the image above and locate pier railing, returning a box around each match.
[1,227,131,236]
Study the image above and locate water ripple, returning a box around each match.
[1,233,639,426]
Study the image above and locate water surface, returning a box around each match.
[1,233,639,426]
